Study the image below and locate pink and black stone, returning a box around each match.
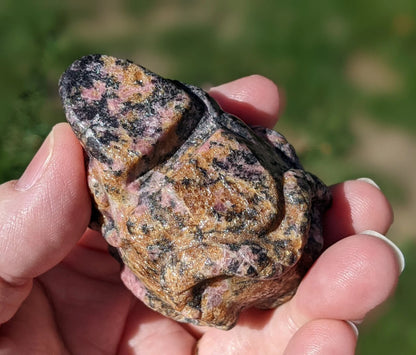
[59,54,331,330]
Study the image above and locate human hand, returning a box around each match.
[0,75,403,354]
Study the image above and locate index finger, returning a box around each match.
[323,179,394,247]
[209,74,281,128]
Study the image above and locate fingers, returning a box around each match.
[261,232,402,351]
[323,179,394,246]
[283,319,357,355]
[118,301,196,355]
[0,281,64,352]
[209,77,394,246]
[209,75,281,128]
[199,78,396,354]
[211,77,394,245]
[197,232,402,354]
[291,234,402,324]
[0,123,91,323]
[266,231,403,353]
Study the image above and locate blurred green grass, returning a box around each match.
[1,0,415,182]
[1,0,415,353]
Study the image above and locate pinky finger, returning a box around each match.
[284,319,358,355]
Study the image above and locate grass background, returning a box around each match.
[1,0,415,353]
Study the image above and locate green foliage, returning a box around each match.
[0,0,65,181]
[1,0,415,182]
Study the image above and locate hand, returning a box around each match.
[0,75,402,354]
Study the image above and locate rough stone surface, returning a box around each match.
[59,55,331,329]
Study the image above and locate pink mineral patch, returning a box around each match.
[204,279,229,309]
[81,80,106,102]
[107,97,123,115]
[120,266,147,302]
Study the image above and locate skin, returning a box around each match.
[0,75,398,355]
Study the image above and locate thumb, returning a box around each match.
[0,123,91,324]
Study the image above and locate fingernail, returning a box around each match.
[346,320,359,338]
[15,130,54,191]
[357,177,380,190]
[209,80,240,98]
[361,230,405,273]
[209,76,257,100]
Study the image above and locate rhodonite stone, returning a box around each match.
[59,54,331,330]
